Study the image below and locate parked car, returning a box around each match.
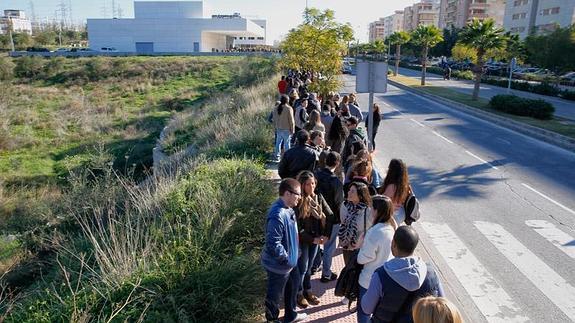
[55,48,70,52]
[100,47,118,52]
[560,72,575,81]
[341,64,352,74]
[26,47,50,52]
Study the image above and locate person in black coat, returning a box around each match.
[365,103,382,150]
[279,130,319,179]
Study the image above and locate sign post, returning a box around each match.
[356,61,388,151]
[507,57,516,94]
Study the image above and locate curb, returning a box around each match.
[388,79,575,153]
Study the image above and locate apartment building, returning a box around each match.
[0,10,32,35]
[504,0,575,38]
[383,10,405,38]
[438,0,506,29]
[369,18,386,42]
[403,0,441,32]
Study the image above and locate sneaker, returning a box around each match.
[304,291,320,305]
[296,294,309,309]
[290,313,308,323]
[320,272,338,283]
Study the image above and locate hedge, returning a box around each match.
[489,94,555,120]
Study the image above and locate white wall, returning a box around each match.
[134,1,203,19]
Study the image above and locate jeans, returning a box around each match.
[264,268,299,322]
[274,129,291,160]
[322,224,340,278]
[298,243,319,294]
[357,286,370,323]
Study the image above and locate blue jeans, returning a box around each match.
[264,268,299,322]
[274,129,291,159]
[357,286,370,323]
[322,224,340,278]
[298,243,319,294]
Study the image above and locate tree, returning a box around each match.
[281,8,353,96]
[458,19,507,100]
[451,43,477,62]
[410,25,443,85]
[430,26,460,57]
[388,31,411,76]
[524,24,575,73]
[12,33,33,50]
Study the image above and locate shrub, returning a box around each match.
[531,82,561,96]
[0,57,15,81]
[489,94,555,120]
[453,70,474,80]
[14,56,44,79]
[560,90,575,101]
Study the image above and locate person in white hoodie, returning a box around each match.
[361,226,445,323]
[356,195,397,323]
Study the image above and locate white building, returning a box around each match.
[0,10,32,35]
[369,18,386,42]
[403,0,440,32]
[87,1,266,53]
[439,0,506,29]
[504,0,575,39]
[383,10,404,39]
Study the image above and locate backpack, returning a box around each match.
[338,203,367,250]
[334,250,364,313]
[403,186,420,225]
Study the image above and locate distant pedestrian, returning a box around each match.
[261,178,307,323]
[341,116,368,173]
[294,99,309,134]
[278,75,288,95]
[413,296,463,323]
[380,159,411,225]
[320,103,335,135]
[365,103,382,150]
[305,110,325,134]
[326,116,348,156]
[361,226,445,322]
[271,94,295,162]
[348,93,363,123]
[294,171,332,309]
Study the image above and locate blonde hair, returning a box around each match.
[412,297,463,323]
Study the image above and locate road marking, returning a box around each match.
[465,150,499,170]
[410,118,425,127]
[525,220,575,259]
[380,101,391,107]
[394,108,403,114]
[475,221,575,321]
[521,183,575,216]
[421,222,528,323]
[432,131,454,144]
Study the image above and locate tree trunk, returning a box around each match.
[421,47,428,86]
[472,54,484,101]
[394,44,401,76]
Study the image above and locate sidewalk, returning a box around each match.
[397,67,575,121]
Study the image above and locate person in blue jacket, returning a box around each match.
[261,178,308,323]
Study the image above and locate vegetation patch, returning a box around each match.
[489,94,554,120]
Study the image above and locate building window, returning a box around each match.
[510,26,526,33]
[248,37,255,40]
[551,7,560,14]
[512,12,527,19]
[257,37,264,40]
[540,7,559,15]
[513,0,528,6]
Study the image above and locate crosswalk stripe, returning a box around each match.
[525,220,575,260]
[421,222,528,323]
[475,221,575,321]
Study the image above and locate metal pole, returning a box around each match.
[507,57,515,94]
[367,62,375,151]
[8,17,15,52]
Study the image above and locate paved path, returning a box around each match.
[396,67,575,121]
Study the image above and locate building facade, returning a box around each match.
[504,0,575,38]
[0,10,32,35]
[439,0,506,29]
[232,17,267,48]
[383,10,404,38]
[403,0,440,32]
[369,18,386,42]
[87,1,265,53]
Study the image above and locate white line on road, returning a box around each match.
[465,150,499,170]
[521,183,575,216]
[410,118,425,127]
[432,131,454,144]
[525,220,575,259]
[380,101,391,107]
[394,109,403,114]
[475,221,575,321]
[421,222,528,323]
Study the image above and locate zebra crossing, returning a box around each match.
[420,220,575,322]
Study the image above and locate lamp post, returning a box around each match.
[8,17,15,52]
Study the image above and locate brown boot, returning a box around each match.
[297,294,309,309]
[304,291,320,305]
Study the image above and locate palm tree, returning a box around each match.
[410,25,443,85]
[388,31,411,76]
[458,19,507,100]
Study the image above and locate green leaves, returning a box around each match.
[411,25,443,48]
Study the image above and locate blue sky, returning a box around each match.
[3,0,417,43]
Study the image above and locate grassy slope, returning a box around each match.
[391,75,575,139]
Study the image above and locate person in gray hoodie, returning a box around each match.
[361,226,444,323]
[261,178,307,323]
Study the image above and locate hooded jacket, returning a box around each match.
[361,256,444,322]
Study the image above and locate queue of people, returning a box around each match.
[262,75,463,323]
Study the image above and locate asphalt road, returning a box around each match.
[340,74,575,323]
[396,67,575,121]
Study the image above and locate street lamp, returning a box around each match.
[7,16,15,52]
